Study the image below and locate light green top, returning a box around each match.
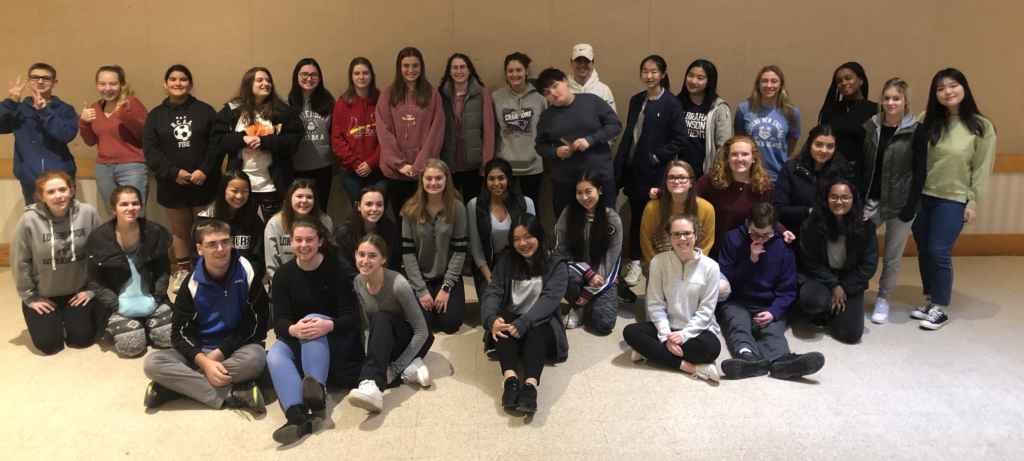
[920,113,996,210]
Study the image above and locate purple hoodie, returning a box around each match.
[718,221,797,320]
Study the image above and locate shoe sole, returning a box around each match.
[348,393,383,413]
[721,358,769,379]
[770,352,825,379]
[910,310,930,320]
[625,278,640,287]
[501,396,520,408]
[919,320,947,330]
[272,416,323,445]
[516,404,537,413]
[302,376,326,416]
[870,316,889,325]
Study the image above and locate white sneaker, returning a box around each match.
[348,380,383,413]
[170,269,189,294]
[401,357,432,387]
[692,363,720,382]
[871,298,890,324]
[565,308,580,329]
[631,348,645,362]
[623,261,642,287]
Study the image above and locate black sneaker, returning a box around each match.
[501,377,521,408]
[516,383,538,413]
[720,352,770,379]
[811,312,828,329]
[144,381,182,408]
[272,404,323,445]
[911,300,933,320]
[302,375,327,419]
[618,284,637,303]
[226,381,266,414]
[920,308,949,330]
[769,352,825,379]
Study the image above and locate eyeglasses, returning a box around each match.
[29,75,54,82]
[450,65,468,72]
[669,231,696,240]
[828,195,853,204]
[201,239,234,251]
[298,72,320,81]
[667,175,691,183]
[748,231,774,240]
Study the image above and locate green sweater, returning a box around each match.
[921,114,996,210]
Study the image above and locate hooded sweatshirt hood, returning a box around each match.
[567,69,616,112]
[12,199,102,304]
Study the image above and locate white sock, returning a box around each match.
[932,304,946,311]
[739,348,752,355]
[631,260,640,267]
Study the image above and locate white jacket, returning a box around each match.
[568,69,616,113]
[646,248,721,344]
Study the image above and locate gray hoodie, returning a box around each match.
[491,82,549,176]
[703,97,733,174]
[12,200,102,304]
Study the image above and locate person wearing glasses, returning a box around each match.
[288,59,335,212]
[797,177,878,342]
[190,170,266,281]
[2,63,79,205]
[717,203,824,380]
[640,160,715,262]
[265,179,334,281]
[624,213,722,383]
[439,53,494,204]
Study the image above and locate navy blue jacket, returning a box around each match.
[718,222,797,320]
[0,97,78,186]
[613,90,688,199]
[773,154,853,240]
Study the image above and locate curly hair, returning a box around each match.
[707,136,773,194]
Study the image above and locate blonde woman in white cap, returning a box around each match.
[568,44,616,112]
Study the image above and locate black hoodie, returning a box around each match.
[143,96,224,183]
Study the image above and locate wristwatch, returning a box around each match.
[441,283,452,293]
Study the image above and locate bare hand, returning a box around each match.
[862,212,869,222]
[176,169,192,185]
[8,76,27,103]
[556,146,573,159]
[507,323,520,338]
[665,341,683,357]
[480,265,492,283]
[575,296,588,306]
[754,311,774,329]
[434,290,450,313]
[29,297,57,314]
[750,242,766,263]
[190,169,207,185]
[31,87,46,109]
[491,317,509,341]
[243,135,261,150]
[718,280,731,300]
[299,317,334,340]
[782,231,795,244]
[418,293,434,311]
[200,359,232,387]
[206,349,226,362]
[69,291,92,307]
[649,188,660,200]
[399,164,416,178]
[355,162,371,177]
[588,274,605,288]
[80,102,97,122]
[572,138,590,152]
[829,285,847,313]
[964,208,977,225]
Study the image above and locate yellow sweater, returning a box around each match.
[640,197,715,261]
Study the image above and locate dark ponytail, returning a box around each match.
[641,55,670,94]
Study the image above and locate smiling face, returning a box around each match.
[728,141,755,176]
[575,180,601,214]
[449,57,469,85]
[505,60,527,87]
[355,241,385,276]
[882,87,906,117]
[542,79,572,106]
[352,64,371,91]
[225,179,249,210]
[358,191,385,224]
[810,135,837,167]
[41,178,73,215]
[422,168,446,196]
[252,70,272,101]
[512,225,538,259]
[291,226,322,262]
[164,71,192,98]
[936,77,964,111]
[835,68,863,99]
[486,167,508,197]
[28,68,56,94]
[827,184,854,217]
[297,64,319,93]
[112,192,141,224]
[291,187,315,216]
[572,57,593,81]
[641,60,664,91]
[759,71,781,100]
[686,66,707,97]
[669,218,696,255]
[96,71,121,103]
[665,166,691,196]
[198,231,233,271]
[401,57,422,84]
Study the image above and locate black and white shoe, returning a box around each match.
[721,352,770,379]
[920,308,949,330]
[769,352,825,379]
[810,312,828,329]
[911,300,933,320]
[618,284,637,303]
[144,381,182,408]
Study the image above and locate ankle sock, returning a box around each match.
[739,348,752,355]
[176,258,190,272]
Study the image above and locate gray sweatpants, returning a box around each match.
[716,300,790,363]
[565,270,618,333]
[142,344,266,409]
[865,199,914,299]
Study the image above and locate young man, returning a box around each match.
[1,63,79,205]
[716,203,825,380]
[567,44,616,112]
[142,219,269,413]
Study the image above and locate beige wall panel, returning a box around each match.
[451,0,553,94]
[350,1,455,88]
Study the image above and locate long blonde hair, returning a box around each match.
[708,136,773,195]
[748,65,797,127]
[400,159,462,224]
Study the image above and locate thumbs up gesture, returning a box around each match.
[80,102,97,122]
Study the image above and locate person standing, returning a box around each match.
[817,62,878,180]
[439,53,494,204]
[333,57,386,203]
[733,65,801,180]
[288,58,335,212]
[678,59,731,179]
[492,52,548,208]
[567,44,615,111]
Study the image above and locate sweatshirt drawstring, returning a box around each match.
[48,217,56,270]
[46,203,77,270]
[69,204,77,263]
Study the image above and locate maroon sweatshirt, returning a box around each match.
[695,174,776,257]
[375,85,445,180]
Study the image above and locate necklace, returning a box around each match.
[844,98,864,113]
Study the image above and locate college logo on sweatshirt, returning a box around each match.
[684,111,708,139]
[42,228,86,265]
[301,110,329,142]
[501,107,535,137]
[172,116,193,147]
[347,113,377,139]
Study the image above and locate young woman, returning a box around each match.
[733,65,802,180]
[774,124,852,240]
[678,59,731,178]
[333,57,385,202]
[190,170,266,280]
[482,214,569,413]
[400,159,468,335]
[334,186,401,279]
[861,78,927,324]
[492,52,548,208]
[85,185,171,358]
[348,235,434,413]
[216,66,303,218]
[614,55,687,289]
[467,159,536,303]
[798,177,878,343]
[265,179,335,280]
[695,136,793,259]
[912,69,996,330]
[554,170,623,334]
[268,217,361,444]
[624,213,721,382]
[376,47,445,225]
[817,62,877,175]
[79,65,149,218]
[288,58,335,211]
[640,160,715,261]
[439,53,494,204]
[12,172,102,355]
[143,64,221,294]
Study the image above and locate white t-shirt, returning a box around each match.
[236,116,275,193]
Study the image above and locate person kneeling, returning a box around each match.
[482,214,569,414]
[142,219,269,413]
[717,204,824,380]
[623,213,721,382]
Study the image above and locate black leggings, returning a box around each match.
[622,322,721,369]
[452,170,483,206]
[799,279,865,344]
[627,196,647,261]
[511,173,543,215]
[387,178,420,230]
[22,295,99,355]
[493,309,556,383]
[360,310,435,391]
[421,277,466,335]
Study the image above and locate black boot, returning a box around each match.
[501,377,520,408]
[302,375,327,419]
[272,405,323,445]
[225,381,266,414]
[617,283,637,303]
[721,351,770,379]
[516,383,538,413]
[769,352,825,379]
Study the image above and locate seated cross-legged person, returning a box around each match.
[717,203,824,380]
[142,219,269,413]
[623,213,721,382]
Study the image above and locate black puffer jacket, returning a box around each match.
[774,154,852,240]
[85,218,172,313]
[798,219,879,295]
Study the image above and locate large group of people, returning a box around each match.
[3,45,997,445]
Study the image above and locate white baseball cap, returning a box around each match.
[571,44,594,61]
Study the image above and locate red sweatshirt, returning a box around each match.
[331,92,381,172]
[375,85,445,180]
[78,95,147,164]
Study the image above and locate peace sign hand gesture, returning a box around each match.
[8,76,27,103]
[30,87,46,110]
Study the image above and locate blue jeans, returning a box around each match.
[912,195,966,306]
[266,314,359,410]
[552,178,617,221]
[94,162,150,218]
[338,169,387,208]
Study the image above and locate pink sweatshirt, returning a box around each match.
[78,95,147,164]
[375,85,445,180]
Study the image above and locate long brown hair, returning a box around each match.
[657,160,698,232]
[344,57,380,106]
[388,47,433,108]
[278,178,324,234]
[345,186,393,251]
[229,67,291,125]
[400,159,461,224]
[748,65,797,126]
[708,136,773,194]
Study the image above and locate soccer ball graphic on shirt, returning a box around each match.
[172,116,193,142]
